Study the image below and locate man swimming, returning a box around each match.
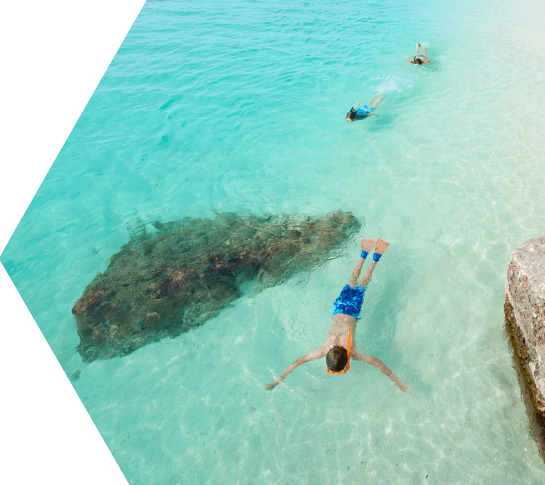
[346,93,385,121]
[405,43,432,65]
[263,237,410,393]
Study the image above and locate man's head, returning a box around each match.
[346,109,356,121]
[326,346,348,372]
[414,57,423,65]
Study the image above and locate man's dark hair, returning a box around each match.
[346,109,356,120]
[326,346,348,372]
[414,57,422,65]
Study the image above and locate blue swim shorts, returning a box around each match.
[331,284,365,320]
[356,105,374,116]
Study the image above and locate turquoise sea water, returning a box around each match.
[4,0,545,483]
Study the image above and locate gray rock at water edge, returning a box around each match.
[505,236,545,459]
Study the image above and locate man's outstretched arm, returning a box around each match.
[352,351,410,394]
[263,348,326,390]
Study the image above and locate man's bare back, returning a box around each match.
[263,237,409,394]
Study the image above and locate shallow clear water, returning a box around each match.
[3,0,545,483]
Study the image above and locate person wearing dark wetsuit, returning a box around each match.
[405,43,432,65]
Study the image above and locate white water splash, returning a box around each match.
[370,75,414,93]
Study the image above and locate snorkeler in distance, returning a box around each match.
[406,43,432,65]
[263,237,410,394]
[346,93,385,121]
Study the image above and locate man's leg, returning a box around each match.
[371,94,386,109]
[359,238,389,286]
[368,92,381,105]
[349,238,374,287]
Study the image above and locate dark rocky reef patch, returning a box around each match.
[73,211,360,362]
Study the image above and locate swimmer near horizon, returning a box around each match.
[263,237,410,394]
[405,42,432,65]
[346,93,385,121]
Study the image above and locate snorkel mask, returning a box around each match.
[326,328,351,374]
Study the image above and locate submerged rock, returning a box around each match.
[505,236,545,460]
[73,211,360,362]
